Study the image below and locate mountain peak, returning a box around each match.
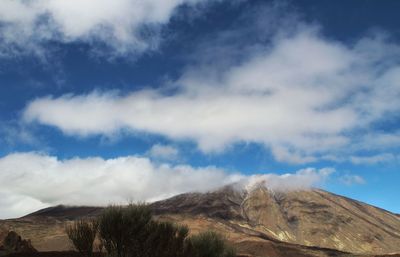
[151,185,400,254]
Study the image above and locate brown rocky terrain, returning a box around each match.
[151,185,400,254]
[1,185,400,257]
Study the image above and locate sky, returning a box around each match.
[0,0,400,219]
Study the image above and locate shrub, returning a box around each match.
[186,231,237,257]
[97,204,152,257]
[65,219,98,257]
[145,221,189,257]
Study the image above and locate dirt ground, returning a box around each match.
[5,252,103,257]
[5,252,254,257]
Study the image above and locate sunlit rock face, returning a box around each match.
[151,184,400,254]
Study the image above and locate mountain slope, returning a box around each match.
[24,205,102,220]
[151,185,400,254]
[1,185,400,256]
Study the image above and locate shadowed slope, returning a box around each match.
[24,206,102,220]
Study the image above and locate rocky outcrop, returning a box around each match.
[0,230,36,256]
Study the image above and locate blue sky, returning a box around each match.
[0,0,400,218]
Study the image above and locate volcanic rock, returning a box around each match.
[0,230,36,256]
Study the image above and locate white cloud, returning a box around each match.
[242,167,334,192]
[0,191,48,220]
[271,146,317,164]
[147,144,179,160]
[339,175,366,186]
[0,0,214,57]
[0,152,333,219]
[23,26,400,163]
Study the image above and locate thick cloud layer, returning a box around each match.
[0,152,333,219]
[24,28,400,163]
[0,0,213,57]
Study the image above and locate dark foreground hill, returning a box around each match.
[1,185,400,257]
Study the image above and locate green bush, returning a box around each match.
[186,231,236,257]
[145,221,189,257]
[98,204,152,257]
[65,219,98,257]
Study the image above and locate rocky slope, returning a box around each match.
[151,185,400,254]
[1,185,400,257]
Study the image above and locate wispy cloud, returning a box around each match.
[350,153,397,165]
[0,0,216,58]
[147,144,180,161]
[339,174,366,186]
[0,121,38,147]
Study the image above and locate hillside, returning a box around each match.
[151,185,400,254]
[1,185,400,257]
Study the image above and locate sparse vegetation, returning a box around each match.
[185,231,236,257]
[65,204,236,257]
[65,219,98,257]
[145,220,189,257]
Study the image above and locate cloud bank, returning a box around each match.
[0,0,214,57]
[24,27,400,163]
[0,152,333,219]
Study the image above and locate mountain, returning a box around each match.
[151,185,400,254]
[1,185,400,257]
